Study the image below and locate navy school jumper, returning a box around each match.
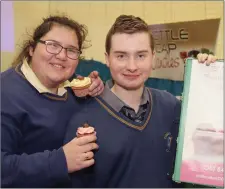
[1,65,83,187]
[64,88,183,188]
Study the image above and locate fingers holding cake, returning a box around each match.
[75,123,98,153]
[76,123,98,163]
[79,142,99,153]
[82,151,94,161]
[88,71,104,96]
[76,133,97,145]
[76,122,98,159]
[62,127,98,173]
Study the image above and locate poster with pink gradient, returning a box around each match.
[173,59,224,187]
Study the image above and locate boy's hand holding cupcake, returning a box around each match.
[87,71,104,97]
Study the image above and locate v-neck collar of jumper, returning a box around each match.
[95,88,153,131]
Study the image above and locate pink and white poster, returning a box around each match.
[173,59,224,187]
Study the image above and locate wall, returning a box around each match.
[1,1,223,71]
[1,1,50,71]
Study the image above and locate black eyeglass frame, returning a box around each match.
[37,39,82,60]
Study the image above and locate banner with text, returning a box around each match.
[149,19,220,81]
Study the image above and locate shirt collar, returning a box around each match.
[100,80,149,112]
[21,59,67,96]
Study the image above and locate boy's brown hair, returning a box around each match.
[105,15,155,54]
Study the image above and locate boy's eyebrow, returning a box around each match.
[113,50,149,54]
[136,50,149,53]
[113,51,127,54]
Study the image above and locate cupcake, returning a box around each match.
[65,76,92,97]
[76,123,95,138]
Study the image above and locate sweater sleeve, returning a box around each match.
[1,110,69,187]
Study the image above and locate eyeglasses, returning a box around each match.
[37,39,81,60]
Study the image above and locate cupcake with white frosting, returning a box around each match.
[65,76,92,97]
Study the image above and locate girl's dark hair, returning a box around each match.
[12,15,88,67]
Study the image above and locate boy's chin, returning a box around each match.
[122,84,144,91]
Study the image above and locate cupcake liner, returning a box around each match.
[72,84,91,97]
[76,132,95,138]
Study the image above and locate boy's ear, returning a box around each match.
[105,52,110,67]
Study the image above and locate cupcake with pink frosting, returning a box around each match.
[76,123,95,138]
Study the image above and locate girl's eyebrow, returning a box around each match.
[45,39,79,49]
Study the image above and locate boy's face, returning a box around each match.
[105,32,154,90]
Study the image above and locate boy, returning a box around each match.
[64,15,216,187]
